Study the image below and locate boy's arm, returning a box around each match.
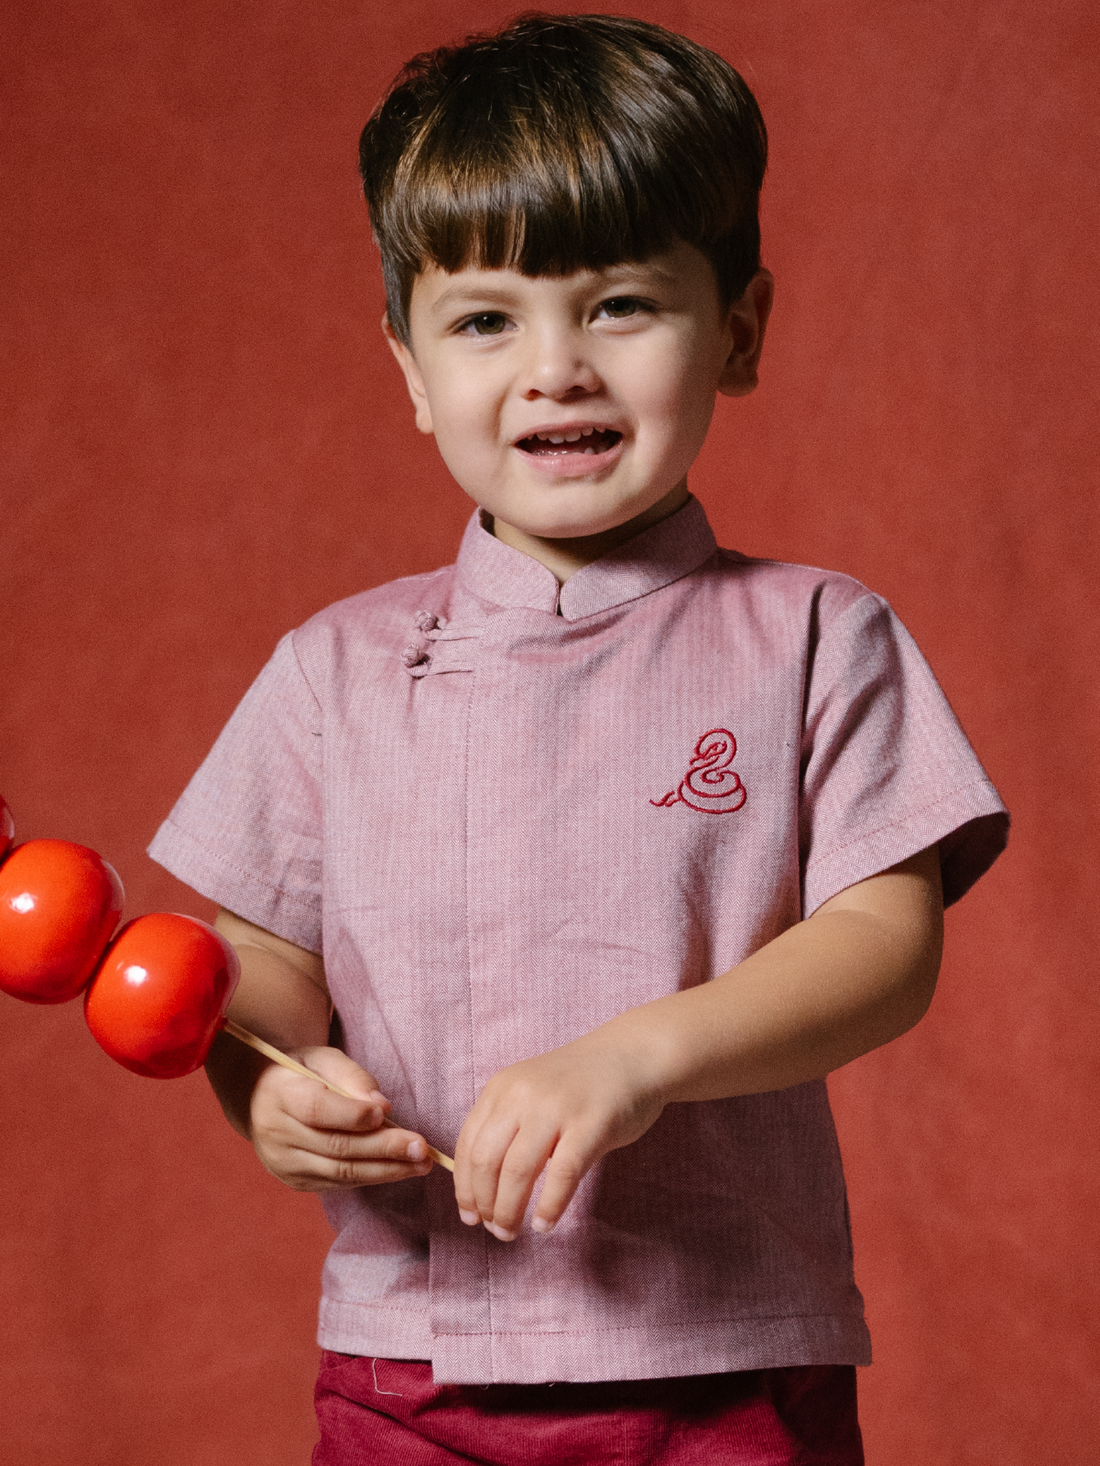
[454,845,943,1240]
[206,910,434,1189]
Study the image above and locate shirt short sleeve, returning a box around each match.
[800,592,1008,914]
[147,631,325,952]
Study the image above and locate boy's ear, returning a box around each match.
[382,314,434,435]
[717,269,774,398]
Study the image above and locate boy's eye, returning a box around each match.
[460,312,509,336]
[599,297,642,319]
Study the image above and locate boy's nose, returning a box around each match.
[520,328,601,401]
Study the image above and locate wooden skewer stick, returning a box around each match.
[222,1017,454,1172]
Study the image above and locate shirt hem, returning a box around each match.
[318,1298,871,1385]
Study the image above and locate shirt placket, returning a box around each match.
[423,601,584,1379]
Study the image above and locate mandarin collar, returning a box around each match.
[454,495,718,621]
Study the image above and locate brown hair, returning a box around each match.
[360,13,767,343]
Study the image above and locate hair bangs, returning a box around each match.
[387,132,684,283]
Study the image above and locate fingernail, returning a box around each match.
[484,1221,517,1243]
[531,1216,554,1234]
[406,1140,425,1161]
[458,1209,480,1226]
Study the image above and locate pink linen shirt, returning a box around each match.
[149,496,1007,1385]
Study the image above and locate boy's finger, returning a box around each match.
[284,1150,433,1190]
[453,1112,506,1223]
[295,1045,388,1104]
[459,1115,522,1227]
[315,1123,431,1167]
[279,1124,434,1187]
[278,1073,389,1134]
[483,1130,559,1240]
[529,1140,592,1235]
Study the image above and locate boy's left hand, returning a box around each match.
[453,848,944,1241]
[453,1033,666,1241]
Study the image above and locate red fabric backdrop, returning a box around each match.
[2,2,1097,1461]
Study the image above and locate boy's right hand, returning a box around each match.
[247,1045,434,1191]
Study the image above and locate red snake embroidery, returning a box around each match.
[651,728,747,814]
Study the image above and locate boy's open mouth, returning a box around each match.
[515,427,623,457]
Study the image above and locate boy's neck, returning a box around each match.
[488,481,691,584]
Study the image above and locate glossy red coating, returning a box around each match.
[0,796,14,861]
[0,840,125,1004]
[84,912,240,1078]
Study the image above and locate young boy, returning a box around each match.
[149,14,1008,1463]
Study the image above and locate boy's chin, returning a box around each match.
[488,488,688,547]
[488,504,634,543]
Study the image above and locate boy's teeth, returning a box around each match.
[520,426,622,455]
[535,427,604,442]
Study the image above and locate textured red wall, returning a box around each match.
[2,2,1097,1462]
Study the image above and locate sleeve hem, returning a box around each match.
[803,779,1009,916]
[147,819,323,954]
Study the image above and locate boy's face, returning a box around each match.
[386,240,771,550]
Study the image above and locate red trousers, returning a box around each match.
[312,1354,864,1465]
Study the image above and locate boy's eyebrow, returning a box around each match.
[425,281,527,315]
[600,262,681,290]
